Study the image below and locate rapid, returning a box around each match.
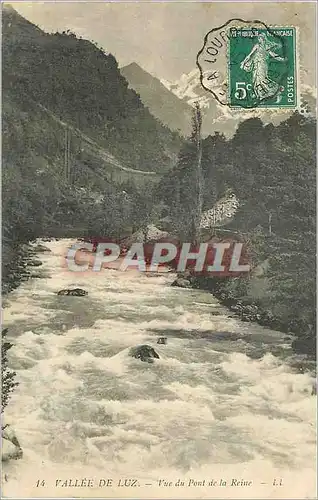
[2,240,316,499]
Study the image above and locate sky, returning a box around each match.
[6,1,317,85]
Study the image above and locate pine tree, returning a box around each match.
[191,102,203,244]
[168,103,203,242]
[265,115,316,353]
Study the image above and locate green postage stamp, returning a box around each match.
[228,27,297,108]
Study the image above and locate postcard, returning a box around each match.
[2,1,316,499]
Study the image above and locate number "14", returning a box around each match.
[36,480,46,487]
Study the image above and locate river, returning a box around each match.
[2,239,316,499]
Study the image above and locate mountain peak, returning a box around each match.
[122,62,143,71]
[120,62,158,88]
[120,62,149,77]
[2,2,44,37]
[120,63,192,136]
[2,3,16,12]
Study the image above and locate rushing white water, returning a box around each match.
[2,240,316,499]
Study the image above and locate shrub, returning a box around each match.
[1,328,18,414]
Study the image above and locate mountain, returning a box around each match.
[162,69,211,109]
[120,62,192,137]
[162,69,317,138]
[2,5,182,174]
[2,5,186,250]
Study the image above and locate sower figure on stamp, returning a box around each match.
[240,33,285,101]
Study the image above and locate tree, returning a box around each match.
[158,109,316,358]
[265,116,316,352]
[161,103,204,242]
[191,102,203,245]
[1,329,18,414]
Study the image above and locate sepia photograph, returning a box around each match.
[1,1,317,498]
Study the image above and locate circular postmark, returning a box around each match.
[197,19,296,109]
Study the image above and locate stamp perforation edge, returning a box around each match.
[227,24,298,111]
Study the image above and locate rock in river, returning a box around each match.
[32,244,51,253]
[57,288,88,296]
[157,337,167,345]
[171,278,191,288]
[2,425,23,462]
[129,345,160,363]
[29,260,42,267]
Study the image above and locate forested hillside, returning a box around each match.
[2,5,182,288]
[157,112,316,357]
[2,5,184,277]
[3,5,181,173]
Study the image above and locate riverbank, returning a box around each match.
[2,238,316,499]
[3,239,315,366]
[188,274,316,365]
[2,239,53,296]
[2,241,36,296]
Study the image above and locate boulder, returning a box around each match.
[2,426,23,462]
[33,244,51,253]
[157,337,167,345]
[2,425,21,448]
[171,278,191,288]
[57,288,88,296]
[29,260,42,267]
[2,439,22,462]
[123,225,170,245]
[30,273,44,279]
[129,345,160,363]
[175,270,193,281]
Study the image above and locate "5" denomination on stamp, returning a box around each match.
[228,26,297,108]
